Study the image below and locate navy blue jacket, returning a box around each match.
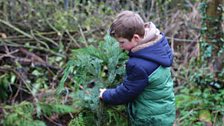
[102,34,173,105]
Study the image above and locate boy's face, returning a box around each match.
[116,34,141,51]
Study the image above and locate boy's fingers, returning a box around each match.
[99,88,106,98]
[100,88,106,92]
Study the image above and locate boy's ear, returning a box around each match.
[132,34,141,42]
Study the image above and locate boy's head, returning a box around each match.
[109,11,145,51]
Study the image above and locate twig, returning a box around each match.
[63,87,69,104]
[178,109,194,122]
[0,66,31,95]
[149,0,155,18]
[78,24,88,47]
[35,30,59,47]
[4,31,65,39]
[30,30,50,49]
[65,30,81,48]
[0,19,33,39]
[69,113,74,118]
[213,111,218,126]
[0,41,66,58]
[11,81,22,103]
[44,115,63,126]
[0,47,18,60]
[166,36,198,43]
[19,48,59,75]
[15,69,32,93]
[0,45,60,71]
[45,19,62,36]
[19,48,46,64]
[1,37,72,42]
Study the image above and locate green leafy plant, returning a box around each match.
[57,34,128,125]
[38,102,75,116]
[176,87,224,125]
[175,58,224,125]
[2,101,46,126]
[57,34,127,92]
[68,113,85,126]
[0,72,16,101]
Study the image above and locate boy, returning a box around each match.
[99,10,176,126]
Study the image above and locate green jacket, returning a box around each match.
[128,66,176,126]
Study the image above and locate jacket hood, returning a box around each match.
[129,34,173,67]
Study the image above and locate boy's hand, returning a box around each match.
[99,88,107,99]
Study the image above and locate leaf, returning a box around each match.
[68,114,85,126]
[39,102,77,116]
[56,60,75,94]
[32,70,42,76]
[3,101,46,126]
[10,74,16,84]
[199,110,212,124]
[175,94,192,108]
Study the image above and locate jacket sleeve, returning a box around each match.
[102,63,149,105]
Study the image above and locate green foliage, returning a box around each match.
[2,101,46,126]
[38,102,75,116]
[57,34,128,125]
[1,100,76,126]
[68,114,85,126]
[69,86,128,126]
[52,10,78,31]
[199,1,224,61]
[1,0,223,125]
[175,55,224,125]
[176,58,213,86]
[176,87,224,125]
[0,72,16,101]
[175,56,224,125]
[57,34,127,93]
[71,35,127,85]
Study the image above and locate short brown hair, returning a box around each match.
[109,11,145,41]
